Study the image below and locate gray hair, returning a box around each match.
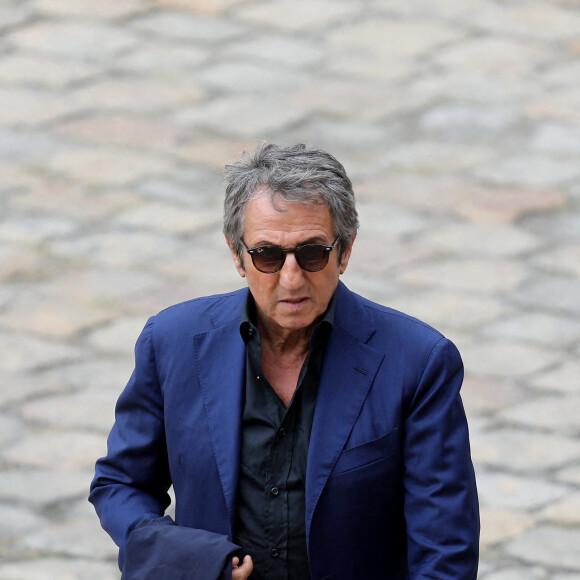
[223,143,359,264]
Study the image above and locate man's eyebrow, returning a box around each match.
[251,236,327,247]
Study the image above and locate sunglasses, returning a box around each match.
[242,237,340,274]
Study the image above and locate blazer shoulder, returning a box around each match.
[340,286,453,358]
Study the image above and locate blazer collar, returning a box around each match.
[305,282,384,540]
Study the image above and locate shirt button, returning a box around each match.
[270,548,279,558]
[256,375,264,382]
[270,486,279,496]
[278,428,287,438]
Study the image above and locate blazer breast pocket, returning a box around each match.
[331,427,401,477]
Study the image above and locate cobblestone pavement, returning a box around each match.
[1,0,579,578]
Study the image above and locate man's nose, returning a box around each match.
[279,252,304,288]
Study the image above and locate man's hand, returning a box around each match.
[232,555,253,579]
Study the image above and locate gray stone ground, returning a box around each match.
[0,0,579,578]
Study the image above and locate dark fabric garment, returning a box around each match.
[235,293,335,580]
[122,516,239,580]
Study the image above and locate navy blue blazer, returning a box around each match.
[90,282,479,579]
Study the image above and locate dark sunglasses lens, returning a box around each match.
[296,245,329,271]
[253,247,284,272]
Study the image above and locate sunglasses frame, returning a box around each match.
[242,237,340,274]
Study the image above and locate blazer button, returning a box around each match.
[270,486,279,496]
[270,548,279,558]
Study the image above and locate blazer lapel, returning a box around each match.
[193,320,245,532]
[305,284,385,540]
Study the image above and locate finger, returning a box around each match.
[232,556,240,569]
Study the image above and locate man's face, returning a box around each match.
[228,192,354,338]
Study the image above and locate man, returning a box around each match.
[90,143,479,579]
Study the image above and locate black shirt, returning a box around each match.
[235,293,335,580]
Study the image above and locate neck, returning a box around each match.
[257,319,313,359]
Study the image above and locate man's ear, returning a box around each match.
[339,233,356,275]
[226,237,246,278]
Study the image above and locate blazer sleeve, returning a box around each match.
[89,317,173,569]
[403,337,479,579]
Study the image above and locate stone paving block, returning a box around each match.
[0,469,91,506]
[533,243,580,277]
[36,0,146,18]
[525,87,580,123]
[113,202,221,235]
[156,0,249,14]
[410,70,533,106]
[388,291,507,332]
[237,0,358,30]
[136,175,219,206]
[420,223,541,258]
[10,183,141,222]
[70,78,204,113]
[0,3,33,32]
[131,10,243,41]
[0,415,24,446]
[50,231,185,270]
[0,504,46,538]
[348,237,435,276]
[357,201,428,239]
[0,127,65,163]
[2,431,106,471]
[539,492,580,525]
[0,559,119,580]
[419,104,517,141]
[506,525,580,570]
[174,95,309,136]
[482,567,547,580]
[330,18,463,60]
[114,42,208,74]
[0,87,78,126]
[369,0,473,19]
[479,507,535,551]
[175,137,260,170]
[0,245,41,281]
[223,34,324,67]
[524,211,580,243]
[19,497,118,561]
[471,428,580,473]
[20,390,117,433]
[0,332,82,374]
[197,60,306,94]
[460,339,560,378]
[476,470,570,510]
[499,395,580,436]
[0,372,69,409]
[531,123,580,155]
[385,141,494,174]
[1,298,114,339]
[476,155,580,189]
[482,312,580,347]
[53,114,181,151]
[529,361,580,395]
[468,2,580,40]
[512,276,580,315]
[435,37,548,78]
[86,316,151,356]
[0,54,98,88]
[0,214,77,243]
[47,148,174,186]
[7,21,139,62]
[556,465,580,486]
[461,376,528,416]
[455,189,566,224]
[398,258,528,293]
